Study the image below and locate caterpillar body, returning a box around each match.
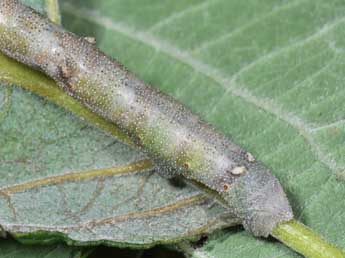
[0,0,293,237]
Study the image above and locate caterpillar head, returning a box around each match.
[223,162,293,237]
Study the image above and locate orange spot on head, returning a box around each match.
[223,184,229,191]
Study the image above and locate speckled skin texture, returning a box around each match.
[0,0,293,237]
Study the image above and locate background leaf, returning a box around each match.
[22,0,46,12]
[0,3,80,258]
[0,239,83,258]
[0,0,239,251]
[0,2,80,258]
[1,0,345,257]
[0,0,81,257]
[59,0,345,257]
[0,83,238,247]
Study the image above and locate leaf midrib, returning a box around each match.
[4,194,208,231]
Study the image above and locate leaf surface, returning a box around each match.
[0,239,82,258]
[0,61,239,247]
[0,1,85,257]
[0,0,239,250]
[59,0,345,257]
[1,0,345,257]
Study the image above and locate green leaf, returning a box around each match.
[0,0,238,250]
[0,82,238,247]
[21,0,46,13]
[0,1,85,258]
[2,0,345,257]
[0,239,83,258]
[0,87,80,258]
[57,0,345,257]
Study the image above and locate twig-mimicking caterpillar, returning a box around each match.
[4,2,345,257]
[0,0,293,237]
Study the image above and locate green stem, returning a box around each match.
[45,0,61,24]
[272,219,345,258]
[0,52,132,145]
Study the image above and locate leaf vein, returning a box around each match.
[148,0,218,33]
[194,0,306,52]
[0,159,153,195]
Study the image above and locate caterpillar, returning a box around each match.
[0,0,293,238]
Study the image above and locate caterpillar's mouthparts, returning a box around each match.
[227,163,293,237]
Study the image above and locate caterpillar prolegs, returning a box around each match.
[0,0,293,237]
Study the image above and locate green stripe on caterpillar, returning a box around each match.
[0,0,293,237]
